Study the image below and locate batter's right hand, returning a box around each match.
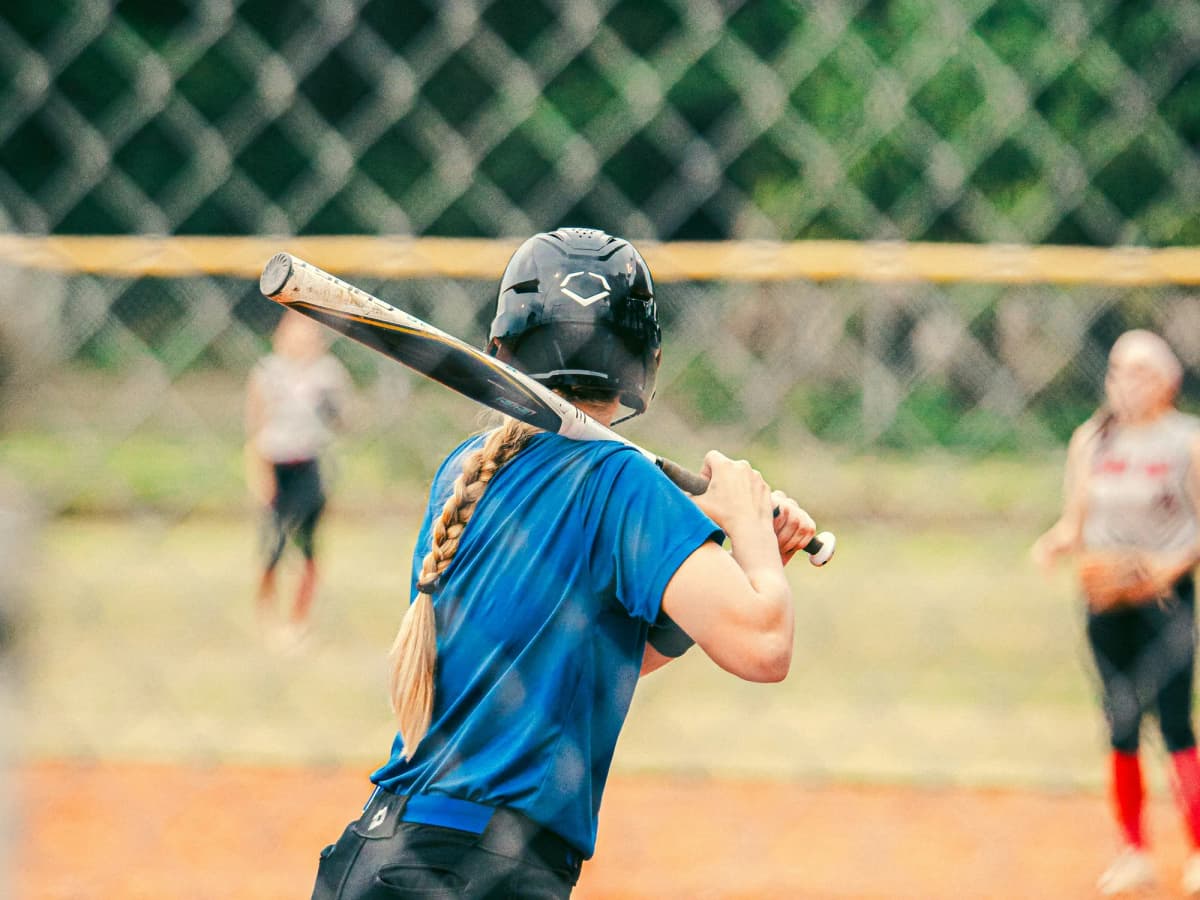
[770,491,816,566]
[690,450,775,536]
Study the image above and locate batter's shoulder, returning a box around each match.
[595,444,696,501]
[585,438,654,470]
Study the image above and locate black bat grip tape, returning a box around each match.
[657,457,711,496]
[656,457,832,563]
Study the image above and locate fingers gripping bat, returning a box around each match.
[259,253,836,566]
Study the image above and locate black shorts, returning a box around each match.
[1087,575,1196,753]
[311,787,583,900]
[262,459,326,568]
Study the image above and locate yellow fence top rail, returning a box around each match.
[1,234,1199,285]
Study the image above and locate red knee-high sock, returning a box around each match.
[1113,751,1146,848]
[1171,748,1200,847]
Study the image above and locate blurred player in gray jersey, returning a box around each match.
[1034,330,1200,896]
[246,311,352,650]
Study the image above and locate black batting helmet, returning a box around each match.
[487,227,661,418]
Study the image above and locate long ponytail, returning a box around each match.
[388,418,536,759]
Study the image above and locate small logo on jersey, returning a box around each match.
[560,271,610,307]
[368,805,389,831]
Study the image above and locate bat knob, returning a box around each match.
[808,531,836,567]
[260,253,295,298]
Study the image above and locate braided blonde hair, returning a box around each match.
[388,417,537,759]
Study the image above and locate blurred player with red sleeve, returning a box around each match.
[1033,330,1200,895]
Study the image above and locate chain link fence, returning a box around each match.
[4,257,1199,511]
[4,1,1200,896]
[2,1,1198,243]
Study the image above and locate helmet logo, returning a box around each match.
[559,271,610,307]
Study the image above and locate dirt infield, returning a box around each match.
[13,759,1199,899]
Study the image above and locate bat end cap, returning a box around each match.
[808,531,837,567]
[260,253,294,299]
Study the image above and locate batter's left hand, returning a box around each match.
[771,490,816,566]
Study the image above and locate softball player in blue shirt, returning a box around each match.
[311,228,815,899]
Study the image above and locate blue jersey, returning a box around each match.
[371,430,722,856]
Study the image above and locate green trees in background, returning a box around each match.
[1,0,1196,244]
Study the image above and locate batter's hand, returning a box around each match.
[770,491,816,565]
[690,450,775,538]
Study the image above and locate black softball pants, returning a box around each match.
[262,459,325,569]
[1086,576,1196,754]
[311,788,582,899]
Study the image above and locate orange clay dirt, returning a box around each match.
[14,758,1198,899]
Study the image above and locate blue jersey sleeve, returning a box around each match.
[587,450,724,624]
